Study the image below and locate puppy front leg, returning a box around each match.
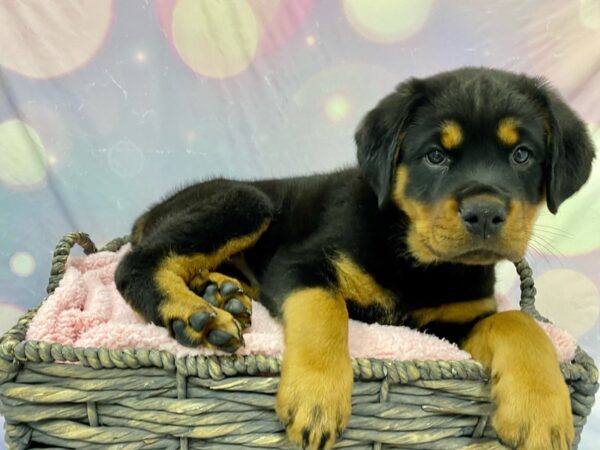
[463,311,573,450]
[276,287,353,450]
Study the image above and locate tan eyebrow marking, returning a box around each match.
[497,117,520,146]
[440,120,463,150]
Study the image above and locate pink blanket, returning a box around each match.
[26,246,577,362]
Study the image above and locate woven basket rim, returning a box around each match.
[0,232,597,386]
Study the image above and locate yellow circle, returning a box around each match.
[0,0,112,79]
[533,126,600,255]
[324,94,352,123]
[9,252,36,277]
[0,119,48,190]
[580,0,600,29]
[535,269,600,337]
[172,0,259,78]
[343,0,434,43]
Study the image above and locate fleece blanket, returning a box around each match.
[26,245,577,362]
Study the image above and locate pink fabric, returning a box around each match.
[26,246,577,362]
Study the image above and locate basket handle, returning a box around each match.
[46,232,131,295]
[515,259,547,322]
[46,232,98,294]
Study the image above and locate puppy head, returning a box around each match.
[356,67,595,265]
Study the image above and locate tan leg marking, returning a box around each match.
[277,288,352,450]
[409,297,497,328]
[463,311,573,450]
[333,254,395,319]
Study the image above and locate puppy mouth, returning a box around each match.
[448,249,510,265]
[422,241,517,265]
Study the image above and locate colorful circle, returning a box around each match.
[135,50,147,63]
[293,63,396,125]
[343,0,434,43]
[535,269,600,338]
[158,0,317,67]
[0,0,112,79]
[9,252,36,277]
[526,0,600,124]
[0,119,48,190]
[172,0,259,78]
[250,0,317,55]
[324,93,352,123]
[579,0,600,29]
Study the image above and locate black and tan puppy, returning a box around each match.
[115,67,595,450]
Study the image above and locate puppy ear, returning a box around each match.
[355,79,424,208]
[537,82,596,213]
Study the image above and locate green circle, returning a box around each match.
[9,252,36,277]
[344,0,434,43]
[0,119,48,189]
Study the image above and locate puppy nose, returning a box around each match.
[459,200,507,239]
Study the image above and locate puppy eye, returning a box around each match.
[425,148,447,165]
[512,145,532,164]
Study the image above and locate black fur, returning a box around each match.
[116,67,595,343]
[356,78,425,208]
[537,84,595,213]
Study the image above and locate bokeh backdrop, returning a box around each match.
[0,0,599,448]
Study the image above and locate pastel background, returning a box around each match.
[0,0,598,448]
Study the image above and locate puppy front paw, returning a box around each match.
[276,357,353,450]
[492,369,573,450]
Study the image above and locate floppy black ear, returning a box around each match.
[355,79,424,208]
[536,83,596,213]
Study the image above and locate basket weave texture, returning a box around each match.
[0,232,597,450]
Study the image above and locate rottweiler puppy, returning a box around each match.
[115,67,595,450]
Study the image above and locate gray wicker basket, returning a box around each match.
[0,232,597,450]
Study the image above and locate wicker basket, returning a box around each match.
[0,233,597,450]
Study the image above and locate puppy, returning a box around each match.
[116,67,595,450]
